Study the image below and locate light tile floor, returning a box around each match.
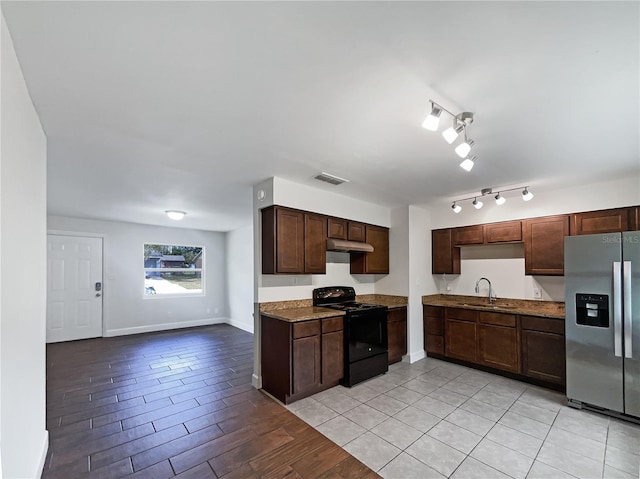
[285,357,640,479]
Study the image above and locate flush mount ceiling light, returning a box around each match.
[449,186,534,213]
[165,210,186,220]
[422,100,477,170]
[459,155,478,172]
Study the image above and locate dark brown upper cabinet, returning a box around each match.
[327,217,347,240]
[484,220,522,243]
[351,224,389,274]
[327,218,366,242]
[570,207,636,235]
[347,222,366,242]
[432,229,460,274]
[262,206,304,274]
[304,212,327,274]
[523,215,570,275]
[453,225,484,245]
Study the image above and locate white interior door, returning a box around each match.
[47,234,103,343]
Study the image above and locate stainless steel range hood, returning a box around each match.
[326,238,374,253]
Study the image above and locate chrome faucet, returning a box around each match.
[475,277,496,304]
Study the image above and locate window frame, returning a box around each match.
[143,243,205,299]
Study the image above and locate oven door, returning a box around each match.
[346,308,388,363]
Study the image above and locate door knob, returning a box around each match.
[96,293,102,297]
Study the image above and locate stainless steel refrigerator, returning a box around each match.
[565,232,640,419]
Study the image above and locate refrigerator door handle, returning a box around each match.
[614,261,622,357]
[623,261,632,359]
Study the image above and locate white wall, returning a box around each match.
[1,14,49,478]
[226,224,254,333]
[48,216,228,336]
[425,175,640,301]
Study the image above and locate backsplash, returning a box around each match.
[435,244,565,302]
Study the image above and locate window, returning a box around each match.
[143,244,204,296]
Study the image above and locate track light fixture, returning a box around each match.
[423,99,477,170]
[449,186,534,213]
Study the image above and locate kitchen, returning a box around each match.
[2,2,639,479]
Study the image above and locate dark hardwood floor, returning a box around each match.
[44,324,379,478]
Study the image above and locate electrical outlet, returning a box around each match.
[533,288,542,299]
[446,285,452,292]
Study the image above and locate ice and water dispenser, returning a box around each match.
[575,293,610,327]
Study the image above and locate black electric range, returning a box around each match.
[313,286,388,386]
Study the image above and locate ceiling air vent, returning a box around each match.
[314,172,350,186]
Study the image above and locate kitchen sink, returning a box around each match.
[456,302,518,310]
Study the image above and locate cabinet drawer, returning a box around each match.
[479,311,516,327]
[321,316,343,333]
[293,320,321,339]
[424,305,444,318]
[521,316,564,335]
[446,308,478,322]
[453,225,484,245]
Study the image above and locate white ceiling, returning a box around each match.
[2,1,638,231]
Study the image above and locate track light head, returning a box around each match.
[495,193,506,205]
[522,187,534,201]
[451,202,462,213]
[422,104,442,131]
[472,198,483,209]
[442,124,464,144]
[460,155,477,172]
[455,139,475,159]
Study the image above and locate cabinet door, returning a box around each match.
[484,221,522,243]
[351,225,389,274]
[348,222,366,242]
[387,308,407,364]
[262,207,305,274]
[523,215,569,275]
[445,319,477,362]
[304,213,327,274]
[327,217,347,240]
[570,208,633,235]
[322,330,344,384]
[478,324,519,373]
[423,305,444,356]
[453,225,484,245]
[292,335,321,394]
[521,330,565,384]
[432,229,460,274]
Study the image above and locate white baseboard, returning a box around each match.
[227,318,254,334]
[36,430,49,479]
[405,349,426,364]
[105,318,227,337]
[252,373,262,389]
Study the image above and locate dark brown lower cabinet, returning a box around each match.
[261,315,344,404]
[445,308,478,363]
[387,307,407,364]
[423,305,445,356]
[292,335,320,394]
[426,305,565,389]
[478,312,519,373]
[521,315,565,385]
